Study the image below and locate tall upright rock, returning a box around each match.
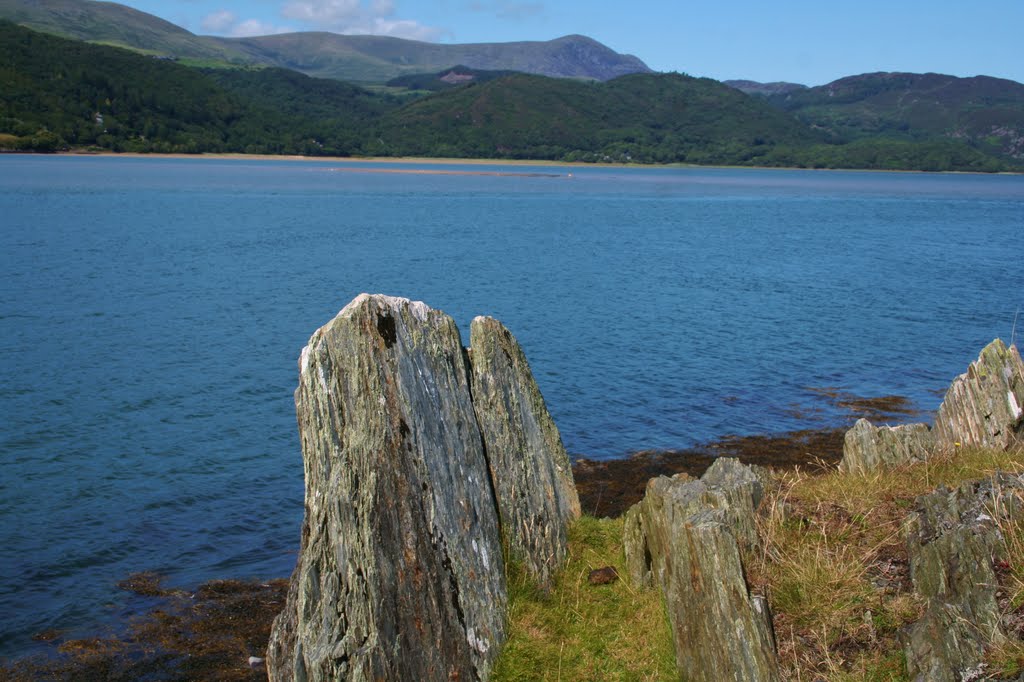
[469,316,580,588]
[622,458,780,682]
[267,294,580,682]
[934,339,1024,450]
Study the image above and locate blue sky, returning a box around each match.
[121,0,1023,86]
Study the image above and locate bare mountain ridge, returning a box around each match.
[0,0,651,82]
[724,80,807,96]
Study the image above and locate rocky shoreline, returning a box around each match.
[6,294,1018,681]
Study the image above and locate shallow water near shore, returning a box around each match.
[1,155,1022,657]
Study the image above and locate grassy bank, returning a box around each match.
[496,445,1024,681]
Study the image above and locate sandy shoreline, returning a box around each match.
[39,150,1020,175]
[56,150,617,168]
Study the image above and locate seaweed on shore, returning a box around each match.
[0,576,288,682]
[573,428,845,517]
[573,389,922,518]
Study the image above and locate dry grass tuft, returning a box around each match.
[752,445,1024,681]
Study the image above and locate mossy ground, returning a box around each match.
[493,515,677,681]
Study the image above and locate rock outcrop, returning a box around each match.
[267,294,579,682]
[839,339,1024,474]
[469,316,580,588]
[902,474,1024,681]
[839,419,935,474]
[934,339,1024,450]
[623,458,780,681]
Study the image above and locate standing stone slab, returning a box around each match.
[934,339,1024,450]
[469,316,581,588]
[267,295,506,682]
[623,458,780,682]
[839,419,935,474]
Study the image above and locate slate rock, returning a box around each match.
[837,339,1023,475]
[469,316,581,588]
[839,419,935,474]
[934,339,1024,450]
[267,295,582,682]
[623,458,780,681]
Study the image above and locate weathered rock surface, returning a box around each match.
[934,339,1024,450]
[267,294,580,682]
[838,340,1023,475]
[469,316,580,588]
[902,473,1024,681]
[839,418,935,474]
[623,458,780,681]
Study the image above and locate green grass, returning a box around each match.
[492,515,677,681]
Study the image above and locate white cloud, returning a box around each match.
[230,18,293,36]
[199,9,293,36]
[200,9,236,32]
[280,0,443,40]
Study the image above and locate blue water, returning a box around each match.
[1,155,1022,656]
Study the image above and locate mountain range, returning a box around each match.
[0,0,650,82]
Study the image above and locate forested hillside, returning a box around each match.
[369,72,819,164]
[0,21,392,154]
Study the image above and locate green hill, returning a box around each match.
[218,32,652,84]
[767,72,1024,162]
[0,0,251,65]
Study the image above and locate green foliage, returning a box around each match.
[372,72,822,164]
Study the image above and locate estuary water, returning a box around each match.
[1,155,1022,655]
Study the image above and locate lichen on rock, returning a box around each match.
[469,316,580,589]
[901,473,1024,681]
[934,339,1024,450]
